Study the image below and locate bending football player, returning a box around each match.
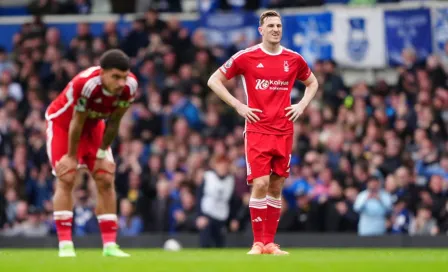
[45,49,138,257]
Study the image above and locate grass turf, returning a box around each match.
[0,249,447,272]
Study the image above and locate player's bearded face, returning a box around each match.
[260,17,282,44]
[102,68,129,94]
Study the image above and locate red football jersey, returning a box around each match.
[45,66,138,129]
[220,44,311,135]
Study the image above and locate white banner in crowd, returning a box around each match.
[434,8,448,55]
[332,8,386,68]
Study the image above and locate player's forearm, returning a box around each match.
[100,120,120,150]
[207,75,241,109]
[299,80,318,107]
[67,121,84,157]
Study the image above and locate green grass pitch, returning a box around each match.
[0,249,447,272]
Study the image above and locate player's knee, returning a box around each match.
[57,172,76,191]
[93,160,116,192]
[93,171,114,192]
[268,186,282,198]
[269,174,285,194]
[252,178,269,193]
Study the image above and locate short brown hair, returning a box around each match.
[259,10,281,26]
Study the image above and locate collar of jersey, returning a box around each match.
[259,43,283,56]
[102,88,114,96]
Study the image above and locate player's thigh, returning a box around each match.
[46,120,69,173]
[81,121,113,172]
[245,132,272,184]
[271,134,293,178]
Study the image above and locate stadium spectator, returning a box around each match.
[389,197,411,234]
[0,47,14,75]
[173,185,198,232]
[118,198,144,236]
[354,176,392,236]
[64,0,92,15]
[28,0,61,15]
[1,71,23,103]
[339,186,359,232]
[2,200,28,235]
[321,60,346,111]
[197,156,237,248]
[409,205,439,236]
[147,179,175,232]
[2,204,49,237]
[144,8,168,34]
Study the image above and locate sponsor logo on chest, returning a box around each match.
[255,79,289,91]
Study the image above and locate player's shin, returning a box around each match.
[249,198,267,245]
[249,177,269,245]
[264,175,284,244]
[265,195,282,244]
[53,179,76,253]
[95,179,118,247]
[96,197,129,257]
[93,159,119,248]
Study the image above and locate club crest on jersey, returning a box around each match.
[284,61,289,72]
[224,58,233,68]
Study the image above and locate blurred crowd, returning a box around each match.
[24,0,418,15]
[0,6,448,242]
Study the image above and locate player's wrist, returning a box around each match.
[232,99,241,109]
[66,153,76,159]
[96,149,107,159]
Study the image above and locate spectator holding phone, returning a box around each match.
[354,176,392,236]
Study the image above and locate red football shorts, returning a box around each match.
[46,120,112,175]
[244,131,293,184]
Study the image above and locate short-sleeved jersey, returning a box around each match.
[220,44,311,135]
[45,66,138,129]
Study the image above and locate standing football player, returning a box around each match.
[207,10,318,255]
[45,49,137,257]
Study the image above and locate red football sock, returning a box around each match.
[249,197,267,244]
[97,214,118,246]
[264,195,282,244]
[54,211,73,243]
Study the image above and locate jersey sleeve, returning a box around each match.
[118,74,138,108]
[72,78,91,113]
[219,52,245,80]
[296,55,312,81]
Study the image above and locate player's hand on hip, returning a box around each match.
[235,102,262,123]
[285,102,306,122]
[55,155,77,177]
